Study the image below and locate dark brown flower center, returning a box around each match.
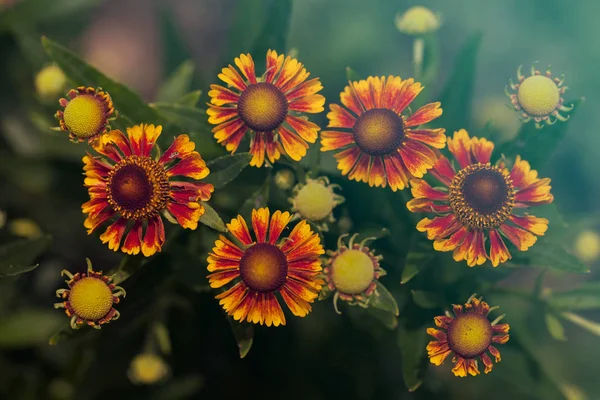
[449,163,515,229]
[447,312,493,358]
[239,243,288,292]
[237,82,288,132]
[106,156,170,220]
[353,108,405,156]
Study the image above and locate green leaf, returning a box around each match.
[0,309,64,348]
[369,281,399,316]
[561,312,600,337]
[198,202,227,232]
[545,313,567,341]
[366,307,398,330]
[42,37,162,125]
[0,235,51,277]
[345,66,361,82]
[397,326,428,392]
[149,103,207,132]
[512,236,589,274]
[401,242,434,284]
[176,91,202,107]
[435,32,482,134]
[549,290,600,311]
[496,98,583,168]
[204,153,252,189]
[410,290,439,309]
[227,317,254,358]
[239,177,270,221]
[250,0,293,70]
[156,60,195,103]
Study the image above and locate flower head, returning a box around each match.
[54,258,125,329]
[395,6,441,35]
[321,76,445,191]
[427,294,509,377]
[35,64,67,100]
[290,175,344,231]
[128,353,170,385]
[207,208,324,326]
[207,50,325,167]
[407,129,553,267]
[83,124,214,257]
[54,86,115,143]
[273,168,296,190]
[506,64,573,129]
[320,233,391,314]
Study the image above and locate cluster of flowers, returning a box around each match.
[50,45,570,379]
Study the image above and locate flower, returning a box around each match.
[35,64,66,100]
[320,233,393,314]
[506,64,573,129]
[427,294,509,377]
[395,6,441,35]
[128,353,170,385]
[54,258,125,329]
[54,86,115,143]
[207,50,325,167]
[407,129,553,267]
[290,175,344,231]
[321,76,445,191]
[82,124,214,257]
[207,208,324,326]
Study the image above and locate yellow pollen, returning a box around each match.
[447,313,492,358]
[63,95,106,138]
[237,82,288,132]
[331,249,375,295]
[35,65,66,100]
[68,277,114,321]
[294,181,336,221]
[517,75,560,117]
[129,353,170,385]
[240,243,288,292]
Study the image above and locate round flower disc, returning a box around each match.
[517,75,560,117]
[353,108,405,156]
[68,277,114,321]
[237,82,288,132]
[294,181,336,221]
[447,312,493,358]
[63,95,107,139]
[331,249,375,294]
[239,243,289,292]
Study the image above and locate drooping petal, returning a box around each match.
[451,357,469,378]
[278,126,309,161]
[427,341,452,366]
[466,229,487,267]
[489,229,511,267]
[434,315,453,329]
[368,156,386,188]
[99,218,127,251]
[488,345,501,362]
[261,292,286,327]
[286,115,319,143]
[383,153,410,191]
[481,353,494,374]
[249,132,266,167]
[410,178,448,201]
[348,154,371,183]
[334,146,361,176]
[142,215,166,257]
[499,223,538,251]
[122,221,143,255]
[280,284,312,317]
[166,202,203,230]
[508,215,548,236]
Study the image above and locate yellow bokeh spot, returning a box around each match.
[128,353,170,385]
[517,75,560,117]
[294,181,335,221]
[395,6,441,35]
[574,230,600,263]
[8,218,42,238]
[68,277,113,321]
[331,249,374,295]
[35,65,66,100]
[447,313,492,358]
[63,95,106,138]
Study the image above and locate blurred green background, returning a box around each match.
[0,0,599,399]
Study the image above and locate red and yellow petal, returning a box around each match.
[286,78,323,101]
[167,154,209,180]
[489,229,511,267]
[405,128,447,149]
[280,284,312,317]
[264,49,284,83]
[227,215,254,246]
[481,353,494,374]
[447,129,473,168]
[466,230,487,267]
[99,218,127,251]
[213,118,247,153]
[500,223,538,251]
[368,156,386,188]
[218,65,247,91]
[406,198,452,214]
[251,207,270,243]
[288,94,326,113]
[320,130,354,151]
[234,53,257,84]
[416,214,459,240]
[249,132,266,167]
[268,210,292,244]
[278,126,309,161]
[393,79,423,114]
[260,292,286,327]
[515,178,554,206]
[427,341,452,366]
[383,153,410,191]
[433,225,470,252]
[348,154,372,183]
[285,115,319,143]
[122,221,143,255]
[340,85,364,115]
[405,102,442,127]
[470,136,494,164]
[430,155,456,187]
[206,105,239,125]
[509,215,548,236]
[510,155,539,188]
[409,178,448,201]
[141,215,166,257]
[208,270,240,288]
[399,139,438,178]
[166,202,204,230]
[159,134,197,164]
[208,84,239,106]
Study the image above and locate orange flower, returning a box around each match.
[82,124,214,257]
[321,75,445,190]
[54,86,115,143]
[407,129,553,267]
[207,50,325,167]
[207,208,324,326]
[427,295,509,377]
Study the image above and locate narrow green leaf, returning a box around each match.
[549,291,600,311]
[370,281,399,316]
[150,103,207,132]
[401,245,434,284]
[204,153,252,189]
[0,309,64,348]
[42,37,162,125]
[152,322,172,355]
[545,313,567,341]
[345,67,361,82]
[397,326,428,392]
[176,90,202,107]
[198,202,227,232]
[0,235,51,277]
[561,312,600,337]
[156,60,195,103]
[496,98,584,168]
[250,0,292,70]
[410,290,439,309]
[435,33,482,133]
[227,317,254,358]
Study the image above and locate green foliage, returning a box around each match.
[199,202,227,232]
[0,235,51,277]
[397,326,428,392]
[156,60,196,103]
[545,313,567,341]
[203,153,253,189]
[226,316,254,359]
[0,309,64,348]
